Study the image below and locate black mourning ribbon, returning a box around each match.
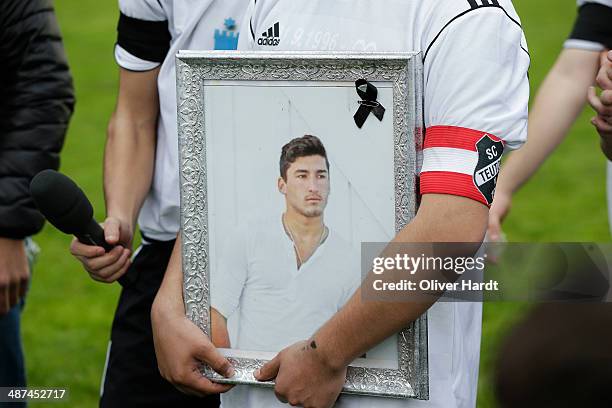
[353,79,385,128]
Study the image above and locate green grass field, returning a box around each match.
[19,0,609,406]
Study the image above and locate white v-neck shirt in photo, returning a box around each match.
[211,217,361,408]
[211,216,360,352]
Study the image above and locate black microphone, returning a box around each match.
[30,169,131,285]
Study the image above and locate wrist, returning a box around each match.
[151,294,181,327]
[308,336,348,373]
[106,210,136,237]
[0,237,24,246]
[0,237,26,258]
[492,183,513,200]
[105,202,138,229]
[106,212,134,229]
[153,282,185,319]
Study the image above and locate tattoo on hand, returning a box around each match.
[302,339,318,352]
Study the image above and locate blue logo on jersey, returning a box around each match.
[214,17,239,50]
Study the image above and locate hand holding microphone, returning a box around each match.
[70,217,133,284]
[30,170,133,285]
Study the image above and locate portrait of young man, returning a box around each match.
[210,135,360,354]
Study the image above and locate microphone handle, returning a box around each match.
[76,218,133,287]
[76,219,114,251]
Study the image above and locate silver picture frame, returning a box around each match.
[177,51,428,399]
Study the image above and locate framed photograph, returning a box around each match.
[177,51,427,399]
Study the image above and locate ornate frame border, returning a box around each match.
[176,51,427,399]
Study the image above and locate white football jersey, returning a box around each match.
[235,2,529,407]
[240,0,530,209]
[114,0,248,241]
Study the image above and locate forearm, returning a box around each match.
[497,49,600,195]
[211,308,231,348]
[312,194,488,370]
[104,116,156,225]
[153,234,185,317]
[151,233,236,392]
[104,68,160,226]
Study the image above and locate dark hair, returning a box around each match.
[279,135,329,180]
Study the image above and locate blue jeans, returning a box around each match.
[0,303,26,387]
[0,238,37,408]
[0,303,26,408]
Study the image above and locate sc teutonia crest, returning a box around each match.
[473,134,504,205]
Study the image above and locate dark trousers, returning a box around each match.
[0,238,36,408]
[100,239,219,408]
[0,304,26,408]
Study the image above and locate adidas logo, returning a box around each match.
[257,22,280,46]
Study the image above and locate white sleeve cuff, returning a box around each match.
[114,44,161,71]
[563,39,606,52]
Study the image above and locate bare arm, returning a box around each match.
[0,238,28,315]
[70,67,159,283]
[310,194,486,369]
[104,67,160,231]
[211,307,231,348]
[256,194,488,407]
[497,49,600,195]
[151,234,235,395]
[488,49,601,238]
